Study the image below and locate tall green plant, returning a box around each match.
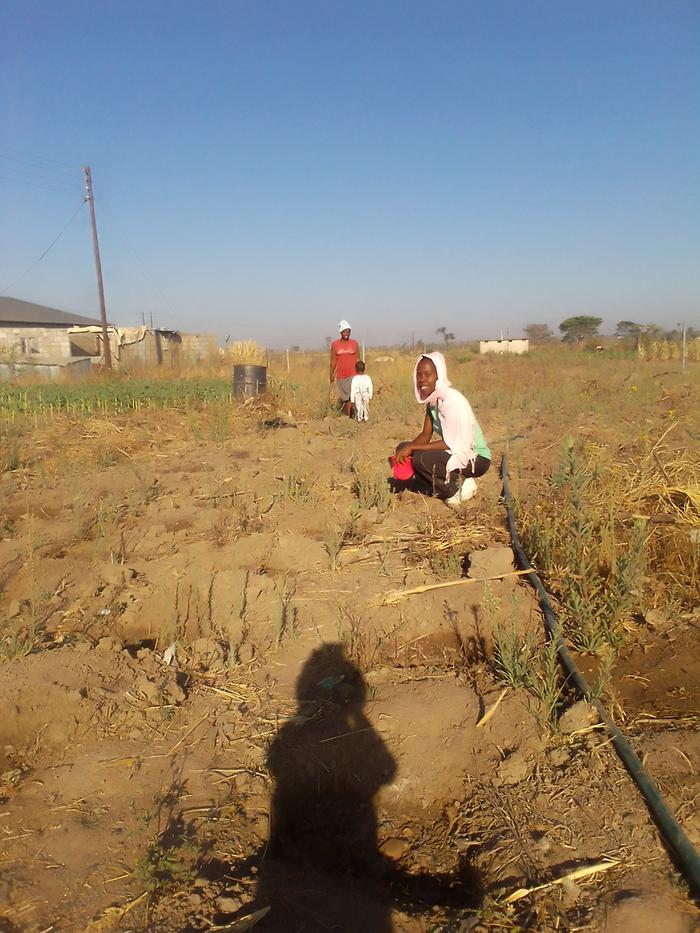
[522,440,645,651]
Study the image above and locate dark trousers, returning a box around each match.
[408,448,490,499]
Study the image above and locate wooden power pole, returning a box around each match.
[83,165,112,370]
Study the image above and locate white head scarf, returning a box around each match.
[338,319,352,333]
[413,351,451,405]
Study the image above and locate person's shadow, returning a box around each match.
[254,642,396,930]
[227,644,482,932]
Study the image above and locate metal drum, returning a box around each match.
[232,364,267,398]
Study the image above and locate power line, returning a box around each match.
[0,144,81,171]
[0,199,87,294]
[0,172,84,196]
[0,152,82,181]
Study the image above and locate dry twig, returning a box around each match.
[477,688,509,729]
[503,858,620,904]
[375,569,530,605]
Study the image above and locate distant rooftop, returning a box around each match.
[0,297,104,327]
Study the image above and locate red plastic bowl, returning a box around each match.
[390,454,414,480]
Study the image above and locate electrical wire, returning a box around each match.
[0,199,87,294]
[0,145,80,171]
[0,172,84,197]
[0,152,82,181]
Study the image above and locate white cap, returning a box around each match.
[338,319,351,333]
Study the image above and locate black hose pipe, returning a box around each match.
[500,449,700,897]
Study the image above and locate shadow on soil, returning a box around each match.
[198,643,483,932]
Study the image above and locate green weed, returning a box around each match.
[208,400,232,443]
[278,471,315,503]
[133,834,196,895]
[378,542,392,576]
[491,619,539,690]
[0,614,39,662]
[521,440,646,651]
[352,465,392,512]
[586,649,614,704]
[530,638,566,728]
[491,622,566,730]
[132,800,199,898]
[1,428,20,471]
[323,523,352,571]
[430,548,463,579]
[276,577,298,645]
[337,604,380,673]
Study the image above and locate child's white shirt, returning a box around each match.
[350,374,373,421]
[350,374,373,404]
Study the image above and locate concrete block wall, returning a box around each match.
[180,333,218,363]
[118,333,218,368]
[1,326,219,367]
[0,326,72,358]
[119,334,160,368]
[69,332,100,356]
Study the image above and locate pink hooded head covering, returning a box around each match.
[412,352,476,478]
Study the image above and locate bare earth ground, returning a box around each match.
[0,382,698,932]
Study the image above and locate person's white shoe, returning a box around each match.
[460,477,478,501]
[445,477,478,509]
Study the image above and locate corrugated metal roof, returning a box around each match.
[0,297,104,327]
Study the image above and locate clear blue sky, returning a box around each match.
[1,1,698,348]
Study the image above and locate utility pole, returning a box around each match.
[83,165,112,370]
[680,321,687,374]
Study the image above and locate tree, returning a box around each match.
[524,323,554,344]
[436,326,455,346]
[559,316,602,343]
[615,321,642,338]
[665,325,697,341]
[641,323,663,341]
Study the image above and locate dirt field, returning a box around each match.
[0,351,698,932]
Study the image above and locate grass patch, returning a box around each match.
[491,621,566,729]
[352,464,392,512]
[520,440,648,651]
[278,471,315,503]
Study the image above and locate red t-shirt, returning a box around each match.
[332,338,359,379]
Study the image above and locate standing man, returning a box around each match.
[330,320,359,417]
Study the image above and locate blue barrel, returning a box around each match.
[233,364,267,398]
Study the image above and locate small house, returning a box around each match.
[0,297,105,358]
[479,338,529,355]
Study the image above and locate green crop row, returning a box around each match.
[0,377,232,419]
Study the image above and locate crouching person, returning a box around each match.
[392,352,490,508]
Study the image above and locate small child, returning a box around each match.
[350,360,373,422]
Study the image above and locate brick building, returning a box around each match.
[1,297,218,378]
[0,297,104,358]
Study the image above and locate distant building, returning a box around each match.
[0,297,104,358]
[479,338,529,355]
[0,297,217,378]
[70,325,218,368]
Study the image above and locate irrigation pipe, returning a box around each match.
[500,448,700,897]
